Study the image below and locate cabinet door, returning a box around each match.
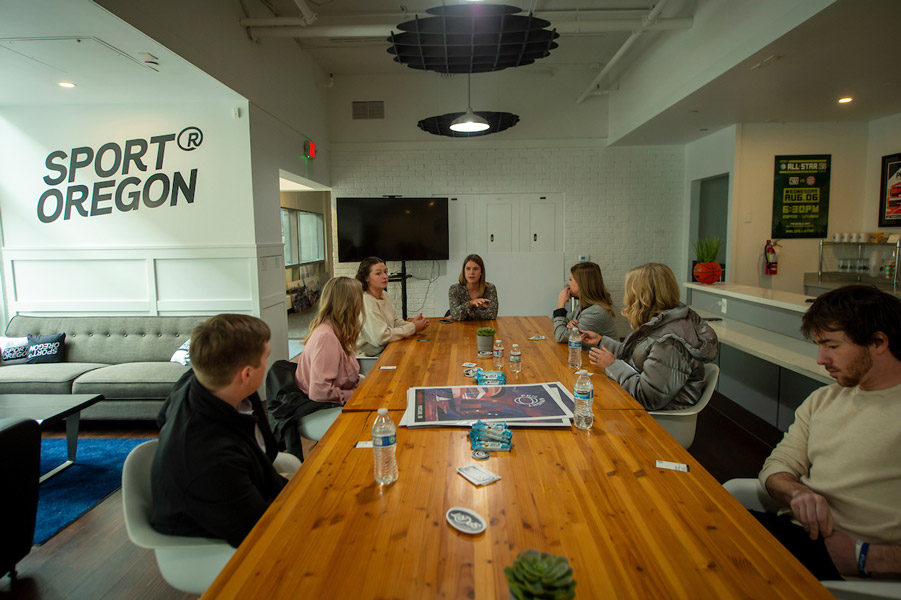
[485,199,517,252]
[528,202,556,252]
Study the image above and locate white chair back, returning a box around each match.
[649,363,719,449]
[121,439,235,594]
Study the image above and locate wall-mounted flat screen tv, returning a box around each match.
[336,197,449,262]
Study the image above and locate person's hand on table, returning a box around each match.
[412,313,429,331]
[579,330,601,346]
[588,345,616,369]
[557,286,572,308]
[470,297,490,308]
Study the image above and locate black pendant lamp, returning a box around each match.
[418,111,519,138]
[388,4,559,74]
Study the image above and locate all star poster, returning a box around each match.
[772,155,830,238]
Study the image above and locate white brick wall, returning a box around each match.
[329,144,685,336]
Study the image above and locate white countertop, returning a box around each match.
[685,282,815,313]
[693,308,832,384]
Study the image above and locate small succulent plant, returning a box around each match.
[476,327,496,336]
[504,549,576,600]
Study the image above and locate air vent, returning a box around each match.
[352,101,385,120]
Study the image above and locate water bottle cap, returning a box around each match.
[576,369,590,376]
[377,407,388,415]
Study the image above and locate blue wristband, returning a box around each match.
[855,539,870,577]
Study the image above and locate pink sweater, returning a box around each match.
[294,320,360,405]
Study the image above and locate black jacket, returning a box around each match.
[150,371,287,547]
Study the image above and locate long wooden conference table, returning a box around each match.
[204,317,830,599]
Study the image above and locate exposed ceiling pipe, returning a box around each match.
[292,0,317,26]
[242,16,692,39]
[576,0,676,104]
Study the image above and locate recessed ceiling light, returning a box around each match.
[58,81,76,88]
[838,97,853,104]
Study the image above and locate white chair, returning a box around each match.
[649,363,719,449]
[724,478,901,599]
[358,356,378,376]
[121,440,235,594]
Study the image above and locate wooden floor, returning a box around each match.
[0,394,782,600]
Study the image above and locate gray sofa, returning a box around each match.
[1,315,205,419]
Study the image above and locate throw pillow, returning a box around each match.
[26,333,66,364]
[0,336,29,365]
[170,338,191,366]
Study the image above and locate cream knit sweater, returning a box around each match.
[356,291,415,357]
[759,382,901,545]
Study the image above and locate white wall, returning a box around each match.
[865,112,901,233]
[609,0,835,144]
[0,102,265,318]
[731,122,869,293]
[328,70,608,144]
[329,141,685,337]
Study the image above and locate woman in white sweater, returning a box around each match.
[355,256,429,356]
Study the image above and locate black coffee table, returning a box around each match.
[0,394,104,482]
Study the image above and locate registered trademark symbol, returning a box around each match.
[177,126,203,151]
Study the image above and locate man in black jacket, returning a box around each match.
[151,314,287,547]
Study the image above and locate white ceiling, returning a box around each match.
[1,0,899,146]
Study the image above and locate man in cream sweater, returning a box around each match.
[757,285,901,580]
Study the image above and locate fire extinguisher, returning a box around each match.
[765,240,778,275]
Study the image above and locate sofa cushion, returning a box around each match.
[26,333,66,364]
[0,363,107,395]
[73,362,190,399]
[0,336,28,365]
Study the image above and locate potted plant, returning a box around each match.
[504,549,576,600]
[476,327,496,352]
[692,237,722,284]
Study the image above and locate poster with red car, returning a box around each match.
[879,152,901,227]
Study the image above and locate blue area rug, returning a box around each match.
[36,438,150,545]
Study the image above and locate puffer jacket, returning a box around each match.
[600,304,718,411]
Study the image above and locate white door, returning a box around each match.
[485,199,516,252]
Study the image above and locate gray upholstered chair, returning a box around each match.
[121,440,235,594]
[648,363,719,449]
[724,478,901,599]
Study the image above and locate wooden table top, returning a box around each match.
[204,409,829,599]
[344,316,639,412]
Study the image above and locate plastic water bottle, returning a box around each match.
[568,328,582,370]
[509,343,522,373]
[372,408,398,485]
[573,370,594,430]
[493,339,505,369]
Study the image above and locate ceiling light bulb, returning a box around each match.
[450,108,490,132]
[58,81,76,88]
[838,97,853,104]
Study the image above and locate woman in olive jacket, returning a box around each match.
[580,263,717,411]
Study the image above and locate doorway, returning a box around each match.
[689,174,730,281]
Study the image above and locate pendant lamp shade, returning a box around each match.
[450,108,490,132]
[388,4,558,74]
[418,111,520,137]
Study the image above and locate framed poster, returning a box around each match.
[878,152,901,227]
[772,155,831,238]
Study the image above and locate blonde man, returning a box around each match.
[580,263,718,410]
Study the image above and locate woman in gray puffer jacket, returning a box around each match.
[581,263,718,411]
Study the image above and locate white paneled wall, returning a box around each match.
[329,143,686,336]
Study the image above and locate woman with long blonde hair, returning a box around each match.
[294,276,364,406]
[580,263,717,410]
[553,261,616,342]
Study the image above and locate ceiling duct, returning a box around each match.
[388,4,558,74]
[417,111,519,137]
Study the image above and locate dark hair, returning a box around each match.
[570,262,614,317]
[190,314,270,390]
[355,256,385,291]
[802,285,901,360]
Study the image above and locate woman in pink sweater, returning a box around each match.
[294,276,363,408]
